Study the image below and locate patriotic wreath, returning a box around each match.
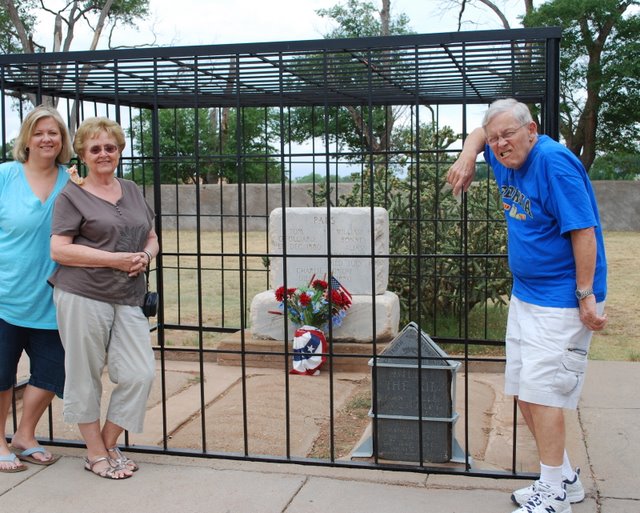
[273,275,352,375]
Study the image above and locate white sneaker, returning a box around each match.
[512,468,585,505]
[562,468,585,503]
[511,482,571,513]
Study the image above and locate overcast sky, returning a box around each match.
[108,0,485,48]
[18,1,524,170]
[34,0,522,50]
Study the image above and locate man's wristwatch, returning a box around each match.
[575,288,594,300]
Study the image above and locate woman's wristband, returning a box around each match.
[143,249,153,265]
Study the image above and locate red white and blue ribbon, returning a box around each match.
[290,325,327,375]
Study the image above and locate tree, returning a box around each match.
[128,107,282,185]
[288,0,413,161]
[0,0,150,111]
[524,0,640,169]
[440,0,640,171]
[589,152,640,180]
[296,2,510,329]
[0,0,36,54]
[439,0,534,31]
[1,0,150,54]
[316,0,411,38]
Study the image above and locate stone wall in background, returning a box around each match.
[591,181,640,232]
[144,181,638,232]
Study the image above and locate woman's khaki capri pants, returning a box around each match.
[54,288,155,433]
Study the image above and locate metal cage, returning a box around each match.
[2,27,561,478]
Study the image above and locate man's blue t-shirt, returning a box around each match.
[0,161,68,328]
[484,135,607,308]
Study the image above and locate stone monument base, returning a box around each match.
[250,290,400,342]
[217,330,388,373]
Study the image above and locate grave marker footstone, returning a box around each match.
[368,322,462,463]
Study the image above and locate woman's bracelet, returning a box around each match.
[143,249,153,265]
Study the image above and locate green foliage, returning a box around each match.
[311,123,510,336]
[597,13,640,153]
[287,105,384,156]
[589,152,640,180]
[316,0,413,38]
[295,172,354,184]
[395,172,508,333]
[0,0,36,54]
[524,0,640,165]
[285,1,414,158]
[0,0,150,54]
[127,107,281,184]
[106,0,150,25]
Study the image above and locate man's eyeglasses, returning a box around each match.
[486,123,528,145]
[87,144,119,155]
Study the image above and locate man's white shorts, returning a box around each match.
[504,295,605,409]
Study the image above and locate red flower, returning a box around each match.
[298,292,312,306]
[312,279,328,290]
[272,275,351,330]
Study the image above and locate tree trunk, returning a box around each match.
[565,11,618,171]
[380,0,390,36]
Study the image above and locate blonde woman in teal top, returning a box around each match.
[0,105,72,472]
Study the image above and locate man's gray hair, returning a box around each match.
[482,98,533,128]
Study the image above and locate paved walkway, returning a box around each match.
[2,360,638,513]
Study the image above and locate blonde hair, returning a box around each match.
[74,117,126,158]
[12,105,73,164]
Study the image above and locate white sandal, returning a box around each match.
[84,456,131,480]
[107,446,139,472]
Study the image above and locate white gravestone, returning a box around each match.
[250,207,400,342]
[269,207,388,295]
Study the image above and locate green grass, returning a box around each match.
[589,231,640,361]
[152,230,638,361]
[154,230,270,347]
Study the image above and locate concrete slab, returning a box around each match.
[0,460,41,495]
[0,455,306,513]
[167,370,365,457]
[288,476,513,513]
[7,360,202,444]
[289,475,600,513]
[134,362,247,446]
[578,358,640,504]
[571,498,601,513]
[217,330,387,372]
[250,290,400,342]
[600,498,640,513]
[579,407,640,500]
[6,358,636,513]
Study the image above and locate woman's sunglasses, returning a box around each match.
[87,144,119,155]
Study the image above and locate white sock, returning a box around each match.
[539,462,564,495]
[562,450,575,481]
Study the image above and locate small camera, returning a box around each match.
[142,291,158,317]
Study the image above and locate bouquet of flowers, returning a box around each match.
[273,274,352,331]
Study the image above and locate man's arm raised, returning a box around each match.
[446,127,486,196]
